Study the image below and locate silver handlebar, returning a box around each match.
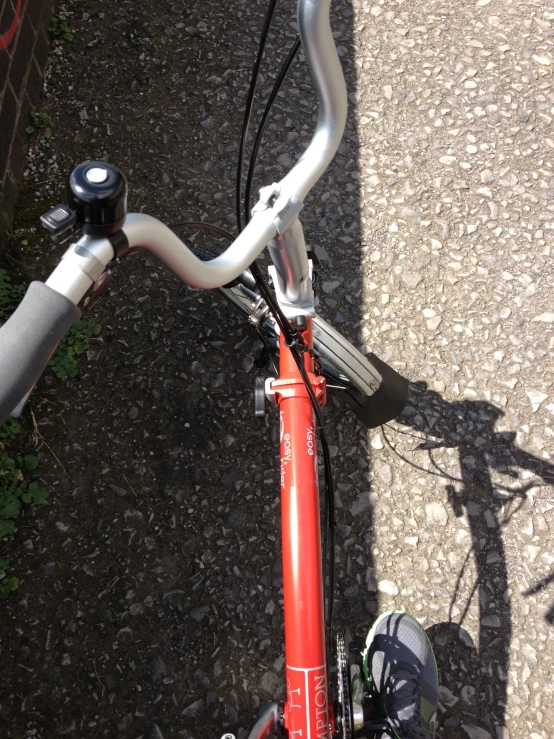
[281,0,347,202]
[46,0,347,302]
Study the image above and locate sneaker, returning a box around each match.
[362,611,439,739]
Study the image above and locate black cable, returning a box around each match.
[250,261,336,654]
[233,0,336,668]
[236,0,279,234]
[244,36,301,225]
[172,221,337,661]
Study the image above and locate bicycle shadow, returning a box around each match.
[385,381,554,734]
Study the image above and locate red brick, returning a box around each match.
[26,0,44,33]
[0,170,18,223]
[0,124,10,176]
[7,10,35,98]
[32,22,50,73]
[0,83,17,150]
[23,55,41,104]
[16,89,31,138]
[0,48,10,96]
[0,0,17,41]
[8,130,25,181]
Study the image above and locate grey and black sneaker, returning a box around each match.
[362,611,439,739]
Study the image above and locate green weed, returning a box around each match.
[0,269,25,321]
[0,558,18,599]
[25,112,53,139]
[0,417,21,444]
[48,318,102,379]
[49,16,74,42]
[0,418,48,598]
[0,442,46,539]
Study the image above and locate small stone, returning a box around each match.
[476,0,491,5]
[152,657,167,682]
[461,685,476,703]
[427,316,442,330]
[524,545,541,562]
[378,580,399,595]
[425,501,448,526]
[498,172,518,187]
[349,493,370,516]
[532,312,554,323]
[481,615,501,628]
[190,605,210,622]
[440,156,456,165]
[488,201,499,218]
[129,603,143,616]
[459,628,476,648]
[532,54,551,66]
[322,280,341,294]
[365,568,377,592]
[260,670,281,695]
[439,686,459,708]
[182,700,204,718]
[200,116,216,129]
[462,726,492,739]
[480,169,493,184]
[220,467,237,486]
[402,272,423,288]
[526,389,548,412]
[376,463,392,485]
[371,434,384,450]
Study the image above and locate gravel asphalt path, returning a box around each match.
[1,1,553,738]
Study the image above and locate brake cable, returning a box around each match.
[236,0,279,234]
[235,0,337,663]
[174,0,337,665]
[244,36,301,226]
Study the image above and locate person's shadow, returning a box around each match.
[381,381,554,735]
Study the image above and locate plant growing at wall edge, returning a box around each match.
[25,112,53,140]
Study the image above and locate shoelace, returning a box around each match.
[364,665,440,739]
[364,716,440,739]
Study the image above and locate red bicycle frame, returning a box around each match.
[270,320,330,738]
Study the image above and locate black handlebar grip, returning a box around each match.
[0,282,81,425]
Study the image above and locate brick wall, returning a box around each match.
[0,0,55,234]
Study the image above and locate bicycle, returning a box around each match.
[0,0,409,736]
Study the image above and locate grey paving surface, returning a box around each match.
[0,0,553,738]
